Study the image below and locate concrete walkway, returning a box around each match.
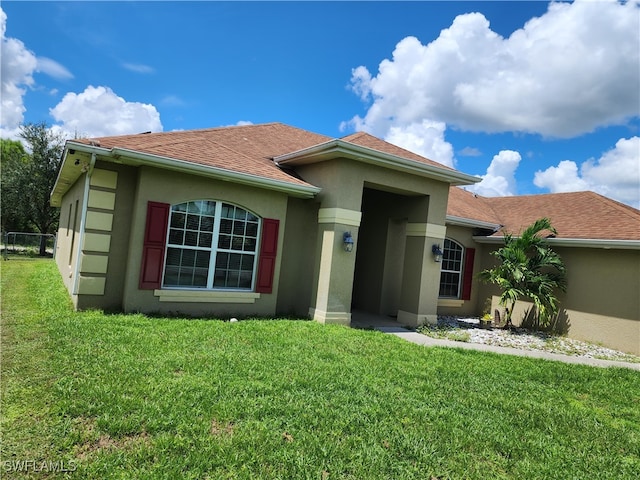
[351,311,640,371]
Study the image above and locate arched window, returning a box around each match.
[162,201,260,290]
[439,238,464,298]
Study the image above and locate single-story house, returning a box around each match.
[50,123,640,355]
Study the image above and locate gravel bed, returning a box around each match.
[423,316,640,363]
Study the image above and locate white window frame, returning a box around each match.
[438,238,464,299]
[162,200,262,291]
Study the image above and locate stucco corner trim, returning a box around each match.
[77,276,106,295]
[85,211,114,232]
[406,223,447,239]
[88,190,116,210]
[90,168,118,189]
[83,232,111,253]
[80,253,109,274]
[153,289,260,304]
[317,208,362,227]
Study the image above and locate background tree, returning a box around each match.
[1,123,65,255]
[479,217,567,328]
[1,138,29,232]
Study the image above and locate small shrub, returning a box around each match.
[446,330,471,342]
[417,325,470,342]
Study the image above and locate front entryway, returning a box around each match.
[351,188,408,317]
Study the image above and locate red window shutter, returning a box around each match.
[461,248,476,301]
[256,218,280,294]
[139,201,170,290]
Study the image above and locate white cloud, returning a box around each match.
[534,137,640,208]
[346,0,639,141]
[349,65,372,102]
[384,120,455,167]
[1,6,74,138]
[122,62,155,74]
[0,6,37,136]
[49,85,162,138]
[459,147,482,157]
[37,57,73,80]
[467,150,522,197]
[533,161,590,193]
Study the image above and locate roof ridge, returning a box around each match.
[340,130,459,172]
[340,131,367,141]
[454,187,504,225]
[588,191,640,218]
[83,122,285,142]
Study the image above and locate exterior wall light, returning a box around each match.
[343,232,355,252]
[432,244,443,262]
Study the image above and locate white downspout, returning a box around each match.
[71,153,96,295]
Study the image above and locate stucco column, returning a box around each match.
[309,208,362,325]
[397,222,446,327]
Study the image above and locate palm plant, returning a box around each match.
[480,218,567,328]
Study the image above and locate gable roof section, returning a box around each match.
[52,124,330,205]
[340,132,456,172]
[75,123,331,188]
[52,123,479,205]
[274,131,479,186]
[447,187,640,245]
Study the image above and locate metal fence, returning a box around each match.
[2,232,57,260]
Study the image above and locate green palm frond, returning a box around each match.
[480,218,567,326]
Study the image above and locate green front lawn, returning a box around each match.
[2,260,639,479]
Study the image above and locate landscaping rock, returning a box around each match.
[433,316,639,363]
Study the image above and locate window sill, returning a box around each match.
[154,289,260,304]
[437,299,465,308]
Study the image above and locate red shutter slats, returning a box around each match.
[139,201,170,290]
[256,218,280,294]
[461,247,475,301]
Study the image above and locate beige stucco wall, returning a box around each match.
[276,197,319,317]
[485,245,640,356]
[76,162,138,312]
[295,158,450,326]
[55,162,137,312]
[121,166,289,317]
[54,171,87,306]
[57,154,458,327]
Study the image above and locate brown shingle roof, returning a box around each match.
[446,186,502,225]
[75,123,333,188]
[341,131,456,171]
[75,123,639,242]
[77,123,471,190]
[447,187,640,241]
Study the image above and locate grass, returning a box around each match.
[417,325,472,343]
[2,260,640,479]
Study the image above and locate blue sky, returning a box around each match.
[2,1,639,207]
